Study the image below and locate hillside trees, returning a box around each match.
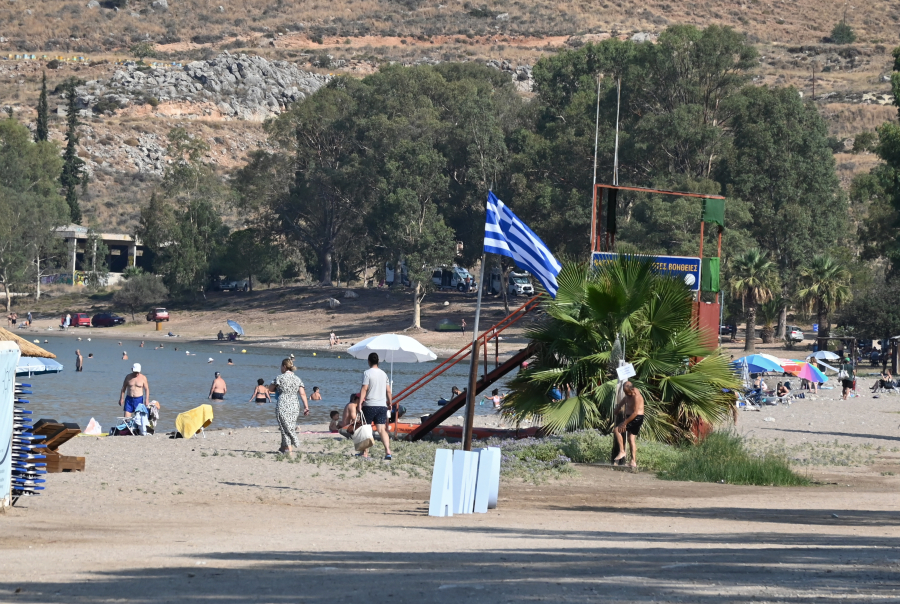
[0,118,67,309]
[136,129,228,295]
[60,79,84,224]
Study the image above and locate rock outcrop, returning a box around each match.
[76,52,329,121]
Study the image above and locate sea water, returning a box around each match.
[21,336,504,432]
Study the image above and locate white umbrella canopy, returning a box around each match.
[810,350,840,361]
[16,357,64,376]
[347,333,437,381]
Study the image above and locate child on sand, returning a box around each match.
[328,410,341,433]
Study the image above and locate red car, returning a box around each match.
[146,308,170,322]
[66,313,92,327]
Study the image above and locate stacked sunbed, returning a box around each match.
[11,382,46,502]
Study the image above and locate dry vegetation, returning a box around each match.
[0,0,897,230]
[1,0,898,54]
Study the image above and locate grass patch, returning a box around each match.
[657,432,810,486]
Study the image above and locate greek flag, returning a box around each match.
[484,192,562,298]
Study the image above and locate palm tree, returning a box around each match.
[729,248,775,353]
[797,254,852,351]
[758,299,781,344]
[502,257,741,443]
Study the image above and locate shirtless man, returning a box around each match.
[310,386,322,401]
[337,393,360,439]
[75,349,83,372]
[208,372,227,400]
[122,351,128,360]
[613,381,645,468]
[118,363,149,418]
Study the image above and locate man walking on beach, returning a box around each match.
[75,349,83,372]
[208,372,227,400]
[840,357,855,400]
[613,381,645,468]
[118,363,149,419]
[358,353,393,460]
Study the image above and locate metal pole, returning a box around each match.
[613,78,621,187]
[463,252,487,451]
[591,73,602,252]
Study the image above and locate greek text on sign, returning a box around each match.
[616,363,636,381]
[591,252,701,292]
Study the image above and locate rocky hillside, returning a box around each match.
[0,0,897,231]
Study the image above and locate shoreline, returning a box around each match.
[16,319,520,360]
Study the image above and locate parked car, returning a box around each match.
[507,272,534,296]
[91,312,126,327]
[146,308,170,322]
[719,324,735,336]
[218,280,249,292]
[786,326,804,342]
[68,313,92,327]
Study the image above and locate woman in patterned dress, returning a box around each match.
[268,358,309,453]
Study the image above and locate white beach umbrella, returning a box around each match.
[347,333,437,382]
[809,350,840,361]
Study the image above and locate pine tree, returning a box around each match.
[60,80,83,224]
[35,71,49,142]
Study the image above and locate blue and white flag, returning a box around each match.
[484,191,562,298]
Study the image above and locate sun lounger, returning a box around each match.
[30,419,85,473]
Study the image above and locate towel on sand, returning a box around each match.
[175,404,214,439]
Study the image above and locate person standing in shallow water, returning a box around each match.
[75,349,83,372]
[268,358,309,454]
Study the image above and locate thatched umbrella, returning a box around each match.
[0,326,56,358]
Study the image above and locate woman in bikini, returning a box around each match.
[249,378,271,403]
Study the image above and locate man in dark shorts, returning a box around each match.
[840,357,855,400]
[75,349,83,372]
[208,372,227,400]
[613,381,645,468]
[358,352,393,460]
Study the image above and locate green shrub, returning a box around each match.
[658,432,809,486]
[830,21,856,44]
[130,41,157,59]
[852,131,877,153]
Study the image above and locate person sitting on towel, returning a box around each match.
[338,393,360,439]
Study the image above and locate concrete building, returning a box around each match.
[54,225,146,286]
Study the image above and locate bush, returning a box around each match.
[130,41,157,59]
[852,131,877,153]
[830,21,856,44]
[46,59,60,70]
[658,432,810,486]
[92,97,122,114]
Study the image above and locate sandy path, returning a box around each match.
[2,421,900,603]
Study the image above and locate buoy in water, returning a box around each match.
[313,352,316,356]
[241,349,246,353]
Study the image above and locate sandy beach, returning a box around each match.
[2,374,900,603]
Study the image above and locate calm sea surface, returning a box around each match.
[20,336,504,432]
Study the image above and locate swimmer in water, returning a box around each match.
[227,358,234,365]
[140,341,145,348]
[88,353,94,358]
[122,351,128,360]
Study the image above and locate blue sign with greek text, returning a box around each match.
[591,252,702,291]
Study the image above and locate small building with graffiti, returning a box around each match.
[48,225,147,286]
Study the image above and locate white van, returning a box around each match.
[508,272,534,296]
[432,266,476,292]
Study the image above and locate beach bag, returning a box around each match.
[837,368,849,380]
[352,411,375,452]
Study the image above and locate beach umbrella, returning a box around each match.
[16,357,64,376]
[227,320,244,336]
[733,354,783,374]
[797,362,827,384]
[810,350,840,361]
[0,326,55,358]
[779,359,804,374]
[347,333,437,382]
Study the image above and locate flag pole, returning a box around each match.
[463,251,486,452]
